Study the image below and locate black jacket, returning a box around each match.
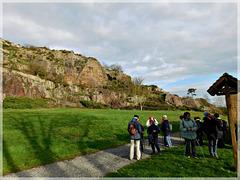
[147,124,160,137]
[203,116,221,140]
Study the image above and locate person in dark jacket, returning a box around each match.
[203,112,221,158]
[161,116,167,146]
[147,119,162,155]
[161,115,172,147]
[127,115,142,160]
[214,113,225,148]
[139,122,144,155]
[194,116,203,146]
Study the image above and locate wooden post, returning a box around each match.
[225,92,238,171]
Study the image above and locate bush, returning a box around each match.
[219,106,228,115]
[80,100,111,109]
[3,97,49,109]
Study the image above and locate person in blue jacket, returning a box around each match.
[161,115,172,148]
[127,115,142,160]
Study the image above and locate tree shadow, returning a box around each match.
[3,114,70,177]
[2,139,20,173]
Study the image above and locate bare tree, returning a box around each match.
[203,94,211,103]
[132,76,150,111]
[213,96,225,107]
[132,76,144,85]
[102,62,123,72]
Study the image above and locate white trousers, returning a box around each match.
[130,139,141,160]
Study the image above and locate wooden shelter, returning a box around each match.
[207,72,238,171]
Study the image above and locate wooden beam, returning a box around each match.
[226,92,238,171]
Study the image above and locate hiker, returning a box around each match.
[180,112,198,159]
[146,116,158,127]
[140,121,144,156]
[219,119,228,148]
[194,116,204,146]
[213,113,225,148]
[203,112,220,158]
[161,116,167,146]
[161,115,172,148]
[127,115,142,160]
[147,119,162,155]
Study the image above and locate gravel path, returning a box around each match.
[4,132,184,178]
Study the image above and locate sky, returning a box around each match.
[1,0,238,102]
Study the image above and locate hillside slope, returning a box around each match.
[1,38,221,112]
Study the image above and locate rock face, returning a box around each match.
[1,38,218,110]
[2,38,135,108]
[165,93,202,108]
[3,68,55,99]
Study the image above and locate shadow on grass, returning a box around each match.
[2,139,20,173]
[3,115,71,176]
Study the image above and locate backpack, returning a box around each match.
[148,134,154,145]
[129,121,137,135]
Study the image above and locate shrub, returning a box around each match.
[3,97,48,109]
[219,106,228,115]
[80,100,111,109]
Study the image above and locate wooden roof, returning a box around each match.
[207,73,238,96]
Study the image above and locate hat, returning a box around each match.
[214,113,219,118]
[203,111,208,117]
[149,116,153,119]
[162,115,167,120]
[134,115,139,118]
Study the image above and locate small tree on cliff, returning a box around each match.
[132,76,150,111]
[187,88,197,98]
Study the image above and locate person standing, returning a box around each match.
[194,116,204,146]
[127,115,142,160]
[147,119,162,155]
[213,113,225,148]
[161,115,172,148]
[146,116,158,127]
[139,121,144,156]
[203,112,220,158]
[180,112,198,159]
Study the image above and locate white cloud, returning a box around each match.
[2,2,237,98]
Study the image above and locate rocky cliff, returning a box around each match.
[1,39,218,111]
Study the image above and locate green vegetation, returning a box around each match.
[3,97,49,109]
[3,109,216,175]
[199,98,211,107]
[219,106,228,116]
[80,100,112,109]
[106,144,237,177]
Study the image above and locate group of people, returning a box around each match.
[127,115,172,160]
[180,111,227,159]
[128,111,228,161]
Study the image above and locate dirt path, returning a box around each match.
[4,132,184,177]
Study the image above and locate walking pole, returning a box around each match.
[196,138,205,158]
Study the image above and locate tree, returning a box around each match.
[213,96,225,107]
[132,76,150,111]
[187,88,196,98]
[103,62,123,72]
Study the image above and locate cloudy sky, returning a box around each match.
[2,1,238,101]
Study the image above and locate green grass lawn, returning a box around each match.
[3,108,228,175]
[106,144,237,177]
